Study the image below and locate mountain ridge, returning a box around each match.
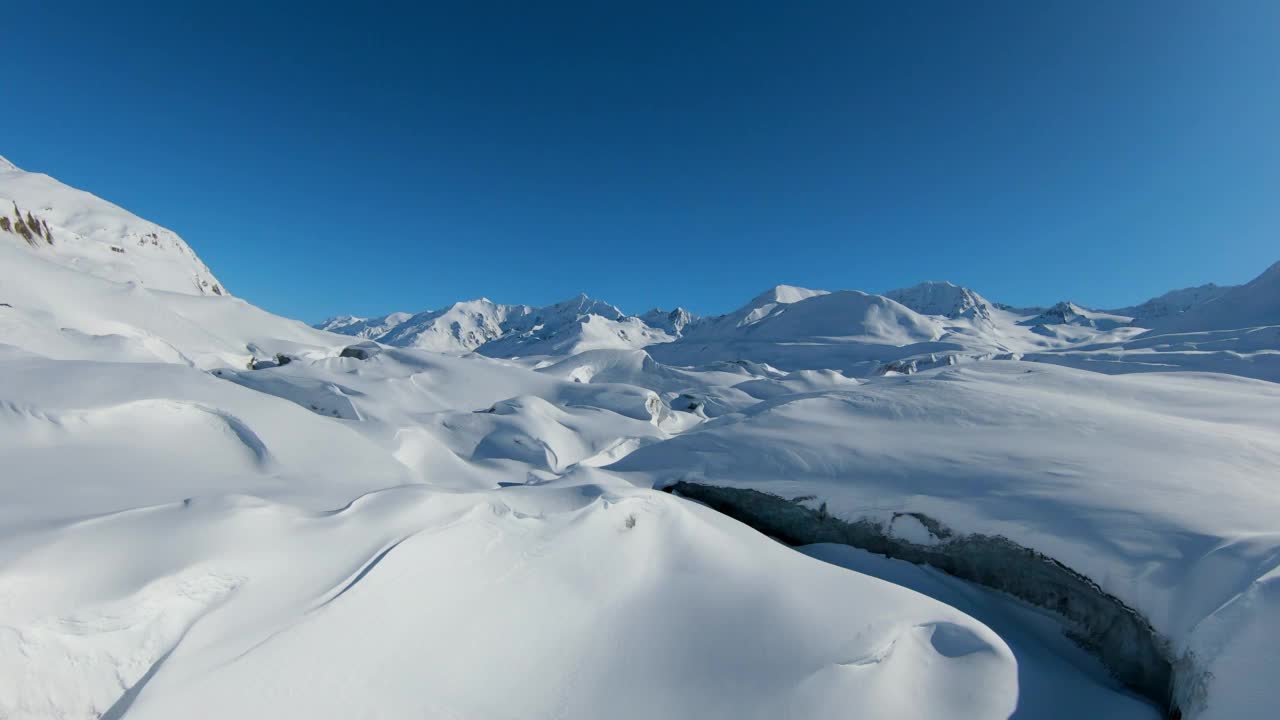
[0,155,224,296]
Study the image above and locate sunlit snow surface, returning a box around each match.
[2,158,1278,719]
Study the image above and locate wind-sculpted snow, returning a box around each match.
[0,353,411,529]
[607,363,1280,718]
[0,483,1024,720]
[800,544,1161,720]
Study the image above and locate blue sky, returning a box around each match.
[4,1,1278,319]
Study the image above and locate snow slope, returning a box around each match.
[1143,261,1280,334]
[607,362,1280,718]
[0,155,223,296]
[0,241,340,369]
[1022,263,1280,382]
[2,483,1022,720]
[1108,283,1233,323]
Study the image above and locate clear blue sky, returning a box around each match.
[4,1,1278,319]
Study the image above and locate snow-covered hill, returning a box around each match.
[1023,263,1280,382]
[1144,261,1280,334]
[607,362,1280,718]
[0,155,224,296]
[1109,283,1233,323]
[3,153,1279,720]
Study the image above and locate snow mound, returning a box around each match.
[0,485,1021,720]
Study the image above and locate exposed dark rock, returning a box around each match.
[339,342,380,360]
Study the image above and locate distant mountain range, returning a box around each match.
[316,263,1280,380]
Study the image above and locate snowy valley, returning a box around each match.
[2,154,1279,720]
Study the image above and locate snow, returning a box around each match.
[1017,263,1280,382]
[639,306,696,335]
[885,280,995,321]
[1108,283,1232,323]
[0,159,223,296]
[322,294,672,356]
[2,155,1278,719]
[2,485,1021,720]
[607,362,1280,718]
[315,311,413,339]
[1144,261,1280,334]
[801,544,1161,719]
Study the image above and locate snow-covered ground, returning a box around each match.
[2,154,1278,719]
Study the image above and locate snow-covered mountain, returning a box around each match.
[885,280,995,321]
[1143,261,1280,334]
[372,298,526,352]
[638,306,696,336]
[315,311,413,339]
[4,153,1280,720]
[1109,283,1233,323]
[319,293,673,356]
[0,154,224,296]
[1023,263,1280,382]
[326,265,1279,384]
[650,288,950,373]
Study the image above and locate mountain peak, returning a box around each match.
[640,306,696,336]
[1254,260,1280,282]
[885,281,994,321]
[750,284,828,307]
[0,150,223,295]
[1109,283,1232,323]
[545,293,624,320]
